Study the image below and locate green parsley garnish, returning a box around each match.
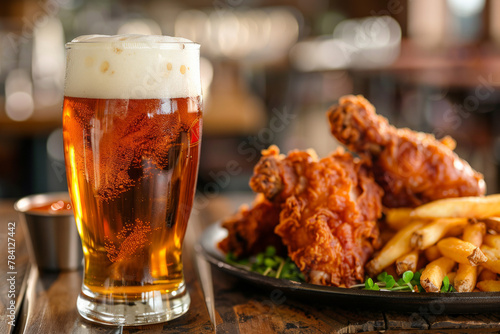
[355,270,455,292]
[225,246,305,282]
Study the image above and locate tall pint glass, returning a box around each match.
[62,35,202,325]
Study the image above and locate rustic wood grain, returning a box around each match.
[322,308,386,333]
[429,313,500,330]
[5,194,500,333]
[384,311,429,330]
[209,265,387,333]
[384,330,500,334]
[0,200,30,334]
[234,300,335,333]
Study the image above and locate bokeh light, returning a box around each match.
[5,69,34,122]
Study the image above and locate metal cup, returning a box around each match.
[14,192,83,271]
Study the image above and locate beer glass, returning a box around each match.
[62,35,202,325]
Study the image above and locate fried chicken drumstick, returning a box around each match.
[250,146,383,287]
[328,95,486,208]
[218,194,285,258]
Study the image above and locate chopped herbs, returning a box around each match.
[355,270,454,293]
[225,246,305,282]
[440,275,457,293]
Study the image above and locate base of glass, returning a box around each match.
[76,283,190,326]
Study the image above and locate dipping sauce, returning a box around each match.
[28,200,73,214]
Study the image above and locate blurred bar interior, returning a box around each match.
[1,0,500,198]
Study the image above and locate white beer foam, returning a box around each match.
[64,34,201,99]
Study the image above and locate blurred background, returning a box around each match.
[1,0,499,200]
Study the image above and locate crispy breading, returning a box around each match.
[251,146,383,287]
[327,95,485,207]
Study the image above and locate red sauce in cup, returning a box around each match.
[28,200,73,214]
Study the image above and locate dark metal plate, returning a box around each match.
[197,222,500,314]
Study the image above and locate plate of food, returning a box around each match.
[197,95,500,313]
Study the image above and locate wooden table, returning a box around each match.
[2,194,500,334]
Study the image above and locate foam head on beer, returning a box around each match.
[65,34,201,99]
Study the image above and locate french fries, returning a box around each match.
[453,223,485,292]
[437,237,487,266]
[481,217,500,233]
[420,257,455,292]
[454,263,477,292]
[480,238,500,275]
[424,245,442,262]
[410,218,467,250]
[481,245,500,259]
[484,234,500,249]
[365,221,426,276]
[384,207,413,230]
[478,268,497,281]
[395,250,419,276]
[410,194,500,219]
[482,258,500,275]
[477,280,500,292]
[369,194,500,293]
[462,222,486,248]
[446,271,457,283]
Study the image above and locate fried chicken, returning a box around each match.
[218,194,285,258]
[249,145,317,202]
[250,146,383,287]
[327,95,486,208]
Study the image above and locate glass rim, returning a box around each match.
[65,40,200,50]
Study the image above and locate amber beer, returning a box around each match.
[62,35,202,325]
